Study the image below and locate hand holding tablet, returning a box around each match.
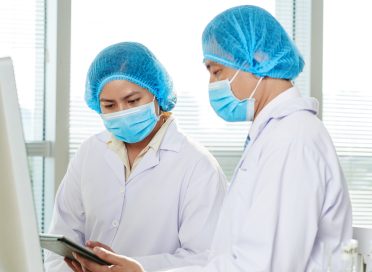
[39,234,111,266]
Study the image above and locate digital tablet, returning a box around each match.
[39,234,111,266]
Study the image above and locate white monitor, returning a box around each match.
[0,57,44,271]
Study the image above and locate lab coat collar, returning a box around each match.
[94,131,126,184]
[99,118,184,184]
[248,87,319,143]
[104,148,125,185]
[158,119,184,152]
[128,148,160,182]
[96,130,111,143]
[127,119,184,182]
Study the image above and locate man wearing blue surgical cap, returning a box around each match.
[44,42,227,272]
[71,6,352,272]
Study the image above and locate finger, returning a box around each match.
[92,247,124,265]
[85,240,96,248]
[73,252,110,272]
[81,264,93,272]
[71,260,84,272]
[93,247,143,269]
[86,240,113,252]
[65,257,84,272]
[65,258,78,272]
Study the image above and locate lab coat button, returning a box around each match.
[120,187,125,193]
[112,220,119,227]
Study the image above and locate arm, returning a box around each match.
[204,142,327,271]
[74,247,203,272]
[44,148,86,272]
[133,155,227,271]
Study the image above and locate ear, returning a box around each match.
[153,98,161,115]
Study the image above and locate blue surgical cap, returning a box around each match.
[85,42,176,113]
[202,5,304,80]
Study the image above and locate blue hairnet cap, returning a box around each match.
[85,42,176,113]
[202,5,304,80]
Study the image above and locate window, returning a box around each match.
[70,0,275,178]
[0,0,47,231]
[276,0,311,97]
[69,0,372,228]
[323,0,372,227]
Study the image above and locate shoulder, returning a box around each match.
[71,130,109,159]
[163,120,222,170]
[252,107,338,174]
[267,108,332,153]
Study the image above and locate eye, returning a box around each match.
[128,98,140,104]
[212,69,222,77]
[103,104,113,109]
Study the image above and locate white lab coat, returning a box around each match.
[44,120,227,272]
[168,87,352,272]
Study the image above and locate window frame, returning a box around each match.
[40,0,71,231]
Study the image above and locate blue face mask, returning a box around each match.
[208,70,263,122]
[101,98,159,143]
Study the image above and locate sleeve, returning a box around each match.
[43,146,87,272]
[134,154,227,271]
[202,142,327,272]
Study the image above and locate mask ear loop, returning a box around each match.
[229,60,250,83]
[153,95,163,120]
[249,77,264,99]
[229,69,240,83]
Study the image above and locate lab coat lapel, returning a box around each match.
[249,87,318,143]
[126,121,182,183]
[230,87,318,186]
[127,148,160,182]
[104,149,126,184]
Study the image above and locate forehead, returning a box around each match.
[101,80,150,97]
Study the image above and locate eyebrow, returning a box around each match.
[100,98,114,102]
[100,90,139,102]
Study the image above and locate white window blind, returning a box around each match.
[69,0,275,179]
[0,0,46,231]
[278,0,372,227]
[276,0,311,97]
[323,0,372,227]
